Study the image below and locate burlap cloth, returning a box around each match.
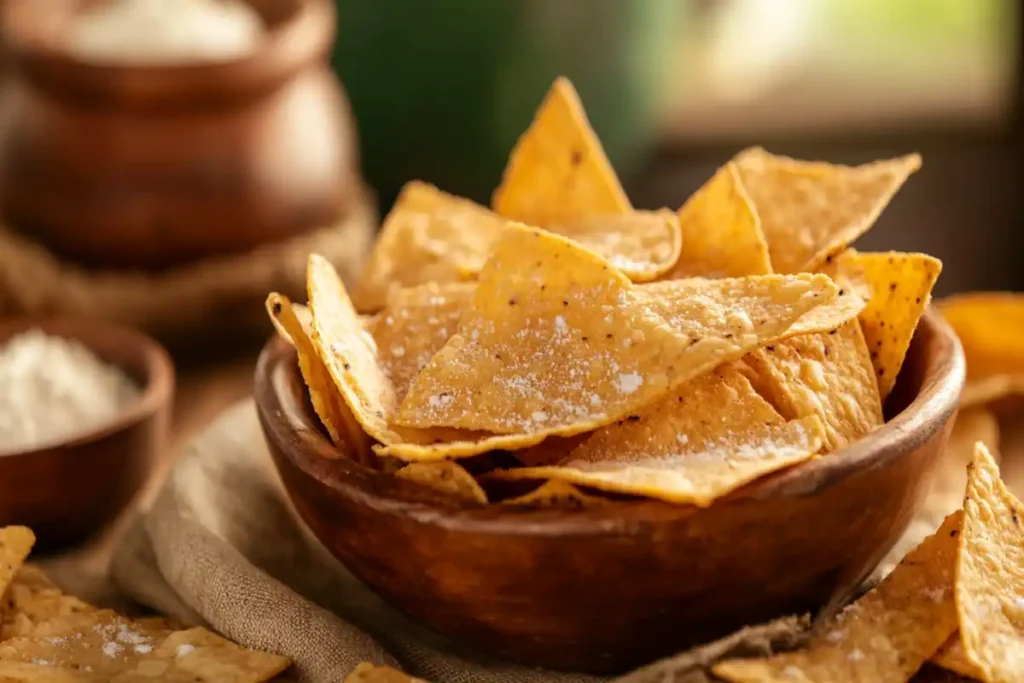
[0,194,375,344]
[108,401,813,683]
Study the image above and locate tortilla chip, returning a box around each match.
[940,292,1024,383]
[961,374,1024,409]
[786,251,871,337]
[501,480,607,508]
[0,610,289,682]
[487,365,825,505]
[394,461,488,504]
[955,442,1024,683]
[345,663,428,682]
[492,77,631,225]
[352,181,497,312]
[714,511,962,683]
[1,566,96,641]
[0,528,34,619]
[744,320,883,453]
[841,250,942,400]
[266,293,368,460]
[668,162,772,278]
[554,209,682,281]
[932,634,985,680]
[397,224,839,438]
[734,147,921,274]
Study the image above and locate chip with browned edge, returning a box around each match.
[734,147,921,274]
[395,461,488,504]
[492,77,631,225]
[667,162,771,279]
[714,511,962,683]
[955,442,1024,683]
[396,224,839,440]
[0,528,34,621]
[487,365,825,505]
[744,320,883,453]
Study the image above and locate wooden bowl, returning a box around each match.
[0,0,359,269]
[0,318,173,548]
[254,308,964,673]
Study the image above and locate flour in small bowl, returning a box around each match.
[0,329,140,453]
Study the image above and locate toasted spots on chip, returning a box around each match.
[501,480,607,508]
[554,209,683,281]
[744,320,883,453]
[0,609,289,682]
[955,442,1024,683]
[668,162,771,278]
[940,292,1024,383]
[0,528,34,620]
[398,224,839,438]
[932,634,986,680]
[487,366,825,506]
[492,77,631,225]
[734,147,921,274]
[345,662,429,682]
[714,511,962,683]
[842,250,942,400]
[266,293,367,460]
[352,181,498,312]
[395,461,488,504]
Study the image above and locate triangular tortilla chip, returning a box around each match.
[0,528,34,622]
[492,77,631,224]
[955,442,1024,683]
[668,162,772,279]
[266,293,369,460]
[487,365,825,505]
[940,292,1024,382]
[345,663,428,682]
[394,461,488,504]
[932,633,985,680]
[552,209,683,282]
[1,565,95,642]
[839,250,942,400]
[734,147,921,274]
[500,480,607,508]
[744,320,883,453]
[714,511,962,683]
[396,224,839,438]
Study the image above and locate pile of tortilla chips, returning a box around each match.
[266,76,941,511]
[0,527,290,681]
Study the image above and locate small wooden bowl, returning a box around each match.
[255,308,964,673]
[0,318,173,548]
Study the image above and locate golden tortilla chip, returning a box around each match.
[744,320,883,453]
[345,663,428,682]
[843,250,942,401]
[501,480,607,508]
[397,224,839,439]
[308,254,548,461]
[488,366,826,505]
[0,610,289,682]
[714,511,962,683]
[734,147,921,274]
[955,442,1024,683]
[394,461,488,504]
[961,374,1024,410]
[553,209,682,282]
[932,634,985,680]
[1,566,95,641]
[940,292,1024,383]
[0,528,34,619]
[352,181,496,313]
[492,77,631,225]
[668,162,771,279]
[266,293,368,460]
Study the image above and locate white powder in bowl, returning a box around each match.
[66,0,264,65]
[0,329,140,453]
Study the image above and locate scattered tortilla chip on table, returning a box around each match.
[744,320,883,453]
[714,511,962,683]
[487,365,826,506]
[668,162,772,279]
[395,461,488,504]
[266,293,369,460]
[395,224,839,440]
[1,565,96,642]
[501,480,607,508]
[0,528,34,620]
[733,147,921,274]
[940,293,1024,407]
[492,77,631,224]
[955,442,1024,683]
[345,663,429,682]
[841,250,942,401]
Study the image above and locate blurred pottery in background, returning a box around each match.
[0,0,359,270]
[332,0,686,208]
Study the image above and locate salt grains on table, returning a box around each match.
[0,330,140,453]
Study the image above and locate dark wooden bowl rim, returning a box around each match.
[0,317,174,459]
[256,307,965,533]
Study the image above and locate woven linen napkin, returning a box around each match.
[109,401,810,683]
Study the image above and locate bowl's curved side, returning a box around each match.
[255,308,964,672]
